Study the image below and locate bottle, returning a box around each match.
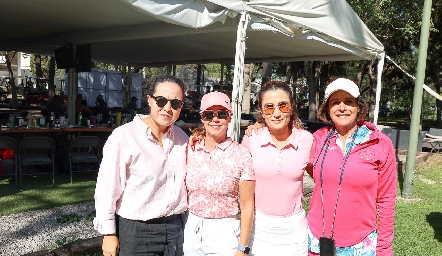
[8,113,15,128]
[32,116,37,127]
[78,111,83,127]
[107,110,113,128]
[26,112,32,128]
[49,112,55,127]
[116,112,121,126]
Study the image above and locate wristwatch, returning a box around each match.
[237,245,250,254]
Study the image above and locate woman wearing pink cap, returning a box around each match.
[184,91,256,256]
[307,78,397,256]
[242,81,314,255]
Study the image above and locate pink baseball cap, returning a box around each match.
[200,92,232,112]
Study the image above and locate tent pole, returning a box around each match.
[128,65,132,106]
[67,43,77,126]
[227,11,250,142]
[402,0,433,198]
[220,62,224,93]
[373,53,385,126]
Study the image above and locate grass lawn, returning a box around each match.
[0,172,96,216]
[394,154,442,255]
[377,117,438,131]
[1,154,442,254]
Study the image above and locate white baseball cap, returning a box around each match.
[324,78,360,103]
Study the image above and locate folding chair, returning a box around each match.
[19,136,55,189]
[423,128,442,153]
[0,136,18,187]
[69,136,102,183]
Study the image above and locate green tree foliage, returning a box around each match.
[348,0,442,121]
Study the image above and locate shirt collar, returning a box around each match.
[135,114,173,139]
[259,127,299,150]
[195,137,233,152]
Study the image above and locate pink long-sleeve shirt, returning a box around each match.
[93,115,188,235]
[241,127,313,216]
[308,121,397,256]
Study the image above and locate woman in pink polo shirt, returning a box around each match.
[307,78,397,256]
[242,81,314,255]
[184,92,256,256]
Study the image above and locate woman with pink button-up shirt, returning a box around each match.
[94,75,189,256]
[184,92,256,256]
[242,81,313,256]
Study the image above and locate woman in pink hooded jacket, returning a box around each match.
[307,78,397,256]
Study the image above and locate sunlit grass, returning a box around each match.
[0,172,96,216]
[394,154,442,255]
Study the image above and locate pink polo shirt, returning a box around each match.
[241,127,313,216]
[186,138,255,218]
[93,114,188,235]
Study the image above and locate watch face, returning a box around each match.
[244,247,250,254]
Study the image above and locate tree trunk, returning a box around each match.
[305,61,323,121]
[261,62,272,84]
[166,65,173,75]
[438,68,442,128]
[5,52,17,108]
[196,64,202,85]
[35,55,43,77]
[285,62,295,104]
[48,57,56,98]
[319,62,329,103]
[285,63,293,84]
[305,61,316,121]
[355,61,365,85]
[242,63,254,113]
[366,60,377,122]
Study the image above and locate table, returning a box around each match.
[62,127,114,133]
[423,133,442,153]
[0,108,23,113]
[0,127,63,135]
[175,122,202,131]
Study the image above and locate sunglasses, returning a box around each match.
[201,110,230,120]
[150,95,183,110]
[262,101,291,115]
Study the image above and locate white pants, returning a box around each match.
[183,211,240,256]
[249,209,308,256]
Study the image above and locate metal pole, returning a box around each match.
[402,0,433,198]
[67,67,77,126]
[220,62,224,92]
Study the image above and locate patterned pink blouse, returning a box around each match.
[186,138,255,218]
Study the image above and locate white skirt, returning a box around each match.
[249,209,308,256]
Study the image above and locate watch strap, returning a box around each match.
[237,245,250,254]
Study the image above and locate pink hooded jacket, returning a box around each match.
[308,121,397,256]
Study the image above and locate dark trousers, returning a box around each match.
[117,214,184,256]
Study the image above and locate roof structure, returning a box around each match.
[0,0,383,66]
[0,0,386,138]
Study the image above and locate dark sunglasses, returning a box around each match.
[201,110,230,120]
[150,95,183,110]
[263,101,291,115]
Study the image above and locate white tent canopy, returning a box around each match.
[0,0,385,140]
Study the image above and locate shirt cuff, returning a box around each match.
[93,217,116,235]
